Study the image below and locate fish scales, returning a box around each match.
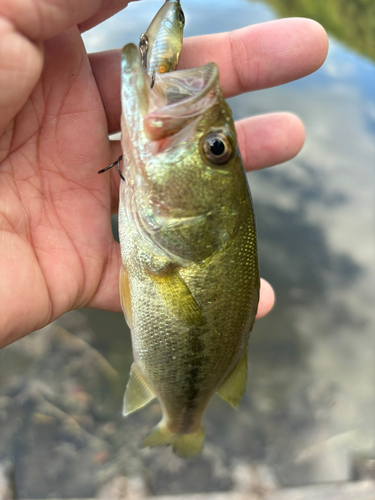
[119,180,259,436]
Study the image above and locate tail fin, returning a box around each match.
[141,423,205,459]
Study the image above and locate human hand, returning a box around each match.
[0,0,328,347]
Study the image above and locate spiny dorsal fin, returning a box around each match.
[123,363,155,416]
[217,352,247,408]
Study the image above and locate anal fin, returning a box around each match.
[217,352,247,408]
[123,363,155,416]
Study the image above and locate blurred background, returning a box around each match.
[0,0,374,497]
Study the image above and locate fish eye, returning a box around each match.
[178,10,185,26]
[203,132,233,165]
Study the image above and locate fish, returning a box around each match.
[118,42,260,458]
[139,0,185,77]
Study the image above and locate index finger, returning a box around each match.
[0,0,132,40]
[178,18,328,97]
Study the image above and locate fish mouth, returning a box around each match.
[121,43,220,151]
[144,64,220,142]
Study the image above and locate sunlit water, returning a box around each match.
[0,0,374,496]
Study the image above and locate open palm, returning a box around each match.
[0,0,328,347]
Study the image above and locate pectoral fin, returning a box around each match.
[217,353,247,408]
[123,363,155,416]
[120,267,133,329]
[148,268,203,325]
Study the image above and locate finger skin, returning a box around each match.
[179,18,328,97]
[90,49,122,138]
[236,113,305,171]
[0,17,43,138]
[0,0,132,40]
[0,0,133,134]
[89,18,328,134]
[256,279,275,319]
[79,0,138,33]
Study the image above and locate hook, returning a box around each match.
[98,155,124,181]
[139,33,149,71]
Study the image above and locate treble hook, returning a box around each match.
[139,33,149,71]
[140,33,156,89]
[98,33,154,183]
[98,155,125,181]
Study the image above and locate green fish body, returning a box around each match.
[119,44,259,458]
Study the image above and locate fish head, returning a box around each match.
[121,44,247,262]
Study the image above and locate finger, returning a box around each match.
[179,18,328,98]
[90,18,328,134]
[0,0,132,41]
[256,279,275,319]
[236,112,305,171]
[0,0,133,137]
[79,0,137,33]
[90,49,122,137]
[87,240,122,312]
[0,17,43,137]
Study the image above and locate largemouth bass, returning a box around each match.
[119,43,259,458]
[139,0,185,77]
